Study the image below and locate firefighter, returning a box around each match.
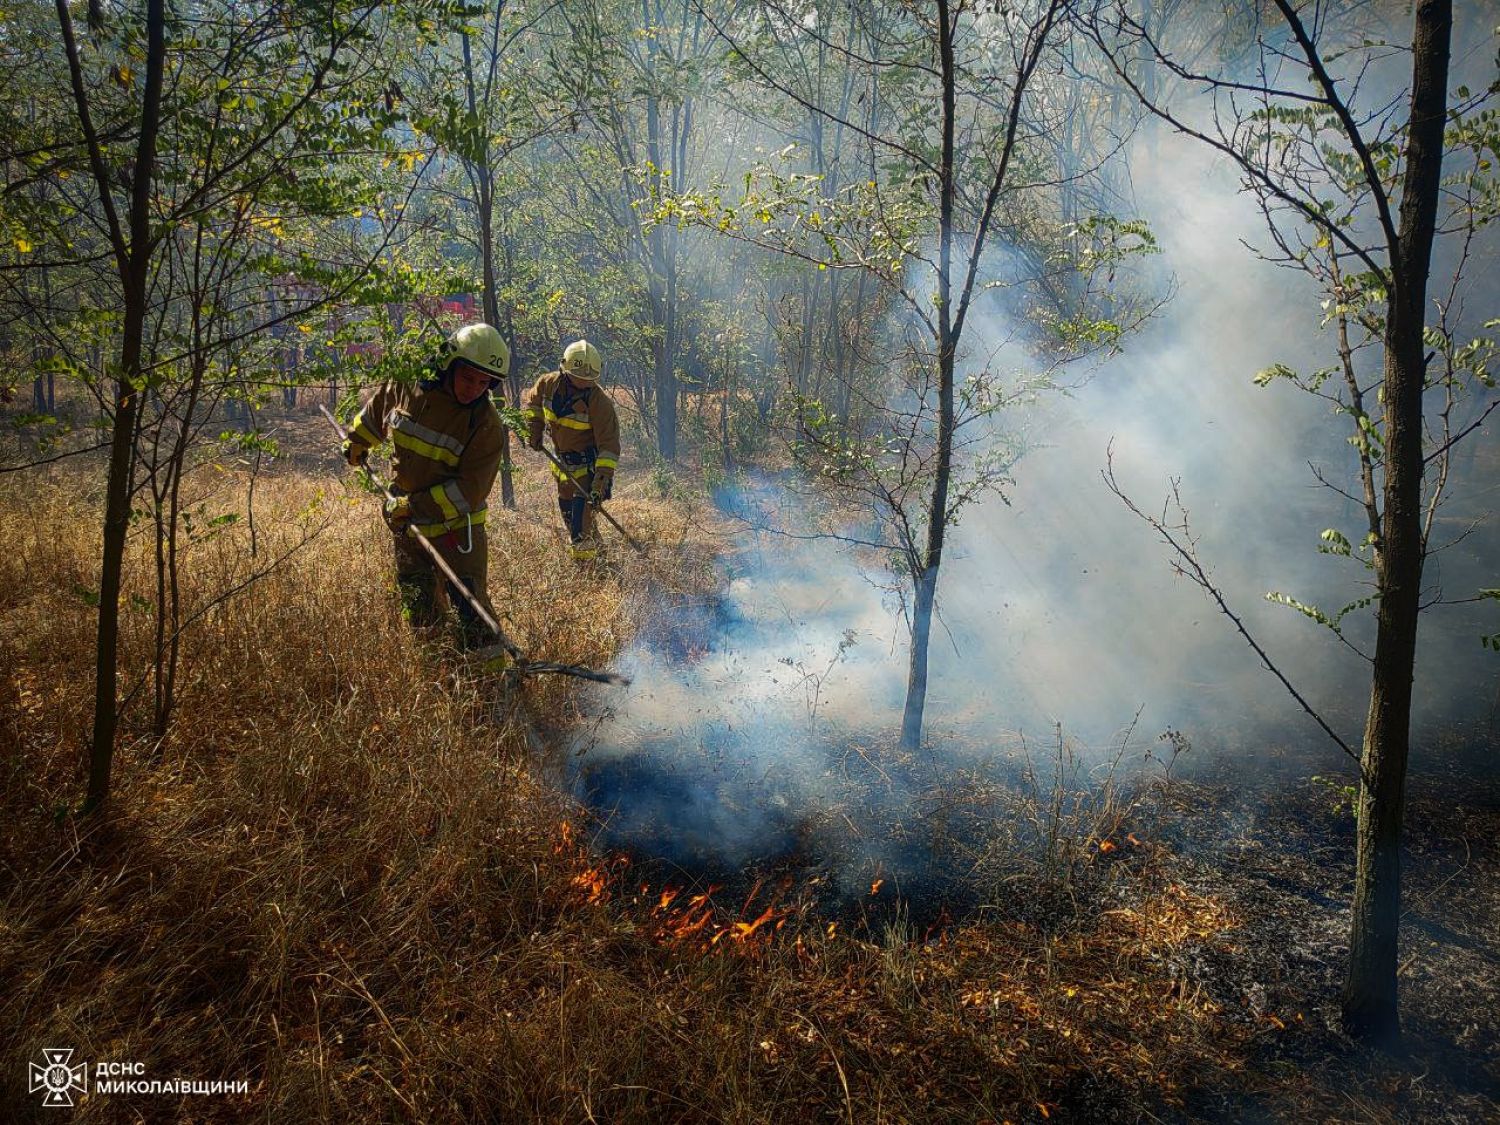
[524,339,620,561]
[341,323,510,643]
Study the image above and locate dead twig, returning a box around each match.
[1102,444,1362,774]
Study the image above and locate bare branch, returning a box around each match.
[1103,445,1362,769]
[0,440,112,474]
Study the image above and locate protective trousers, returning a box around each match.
[392,524,495,645]
[555,464,600,561]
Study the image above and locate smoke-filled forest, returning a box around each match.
[2,0,1497,1120]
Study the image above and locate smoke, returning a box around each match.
[571,506,915,880]
[930,118,1495,757]
[565,14,1499,892]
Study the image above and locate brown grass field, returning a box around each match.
[2,434,1498,1122]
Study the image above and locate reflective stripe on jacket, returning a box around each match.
[524,370,620,475]
[345,376,505,538]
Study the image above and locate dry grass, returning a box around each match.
[3,449,1472,1122]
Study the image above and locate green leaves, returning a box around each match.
[1481,590,1500,652]
[1253,363,1298,388]
[1266,589,1379,643]
[1062,215,1159,272]
[1048,313,1123,352]
[1318,528,1353,557]
[1309,774,1358,819]
[415,99,489,166]
[219,430,280,458]
[178,505,241,544]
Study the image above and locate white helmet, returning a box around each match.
[442,323,510,383]
[561,339,603,384]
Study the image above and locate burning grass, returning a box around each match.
[2,443,1498,1121]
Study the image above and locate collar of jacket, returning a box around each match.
[420,372,492,434]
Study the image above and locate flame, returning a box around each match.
[555,822,631,905]
[740,876,766,914]
[571,865,610,905]
[1098,839,1117,854]
[1126,833,1142,846]
[670,907,715,939]
[652,883,722,944]
[870,878,884,895]
[732,905,778,941]
[644,879,796,955]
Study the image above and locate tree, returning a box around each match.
[545,0,722,461]
[411,0,561,506]
[662,0,1153,752]
[54,0,166,812]
[1086,0,1497,1042]
[39,0,441,811]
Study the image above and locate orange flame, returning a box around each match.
[644,879,798,956]
[870,878,884,895]
[671,908,715,939]
[732,905,778,942]
[571,865,609,905]
[1098,839,1117,854]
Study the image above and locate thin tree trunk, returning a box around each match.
[899,0,957,755]
[155,363,205,738]
[60,0,165,812]
[719,342,733,468]
[152,462,169,737]
[1342,0,1450,1045]
[796,273,813,396]
[479,182,515,507]
[899,564,940,750]
[837,270,870,428]
[660,239,679,460]
[500,226,522,417]
[462,27,514,508]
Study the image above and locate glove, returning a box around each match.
[383,493,412,533]
[590,468,613,503]
[342,439,368,468]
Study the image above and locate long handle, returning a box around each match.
[530,440,648,555]
[320,405,520,658]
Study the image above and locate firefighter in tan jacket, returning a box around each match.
[524,339,620,561]
[342,323,510,642]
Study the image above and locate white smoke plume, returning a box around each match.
[568,44,1498,877]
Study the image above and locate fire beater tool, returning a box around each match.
[319,404,629,687]
[517,427,648,556]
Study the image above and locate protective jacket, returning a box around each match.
[524,370,620,488]
[345,377,506,538]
